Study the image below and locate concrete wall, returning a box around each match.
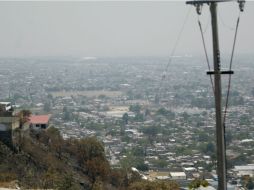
[0,116,20,147]
[0,130,12,147]
[31,123,48,129]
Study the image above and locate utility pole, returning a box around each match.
[186,1,245,189]
[210,3,227,190]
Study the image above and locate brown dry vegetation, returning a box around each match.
[0,127,179,190]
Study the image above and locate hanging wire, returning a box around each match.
[202,14,211,34]
[222,10,241,172]
[156,7,192,102]
[223,11,241,125]
[165,7,192,72]
[218,10,235,31]
[197,16,215,95]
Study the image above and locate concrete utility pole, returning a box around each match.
[210,2,227,189]
[186,1,245,189]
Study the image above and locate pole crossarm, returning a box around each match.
[207,70,234,75]
[186,0,241,5]
[186,0,245,13]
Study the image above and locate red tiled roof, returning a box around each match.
[29,115,51,124]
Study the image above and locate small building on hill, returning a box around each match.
[29,115,51,129]
[0,102,20,147]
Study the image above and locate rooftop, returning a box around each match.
[170,172,186,177]
[234,165,254,171]
[29,115,51,124]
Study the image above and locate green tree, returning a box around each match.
[43,101,51,112]
[142,126,159,144]
[136,162,149,172]
[188,179,209,189]
[18,110,31,127]
[156,108,175,119]
[206,142,215,154]
[134,113,144,122]
[242,176,254,190]
[246,179,254,190]
[129,105,141,113]
[225,130,233,145]
[122,113,129,125]
[239,114,250,125]
[63,106,71,121]
[144,109,151,117]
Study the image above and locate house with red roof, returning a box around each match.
[29,115,51,129]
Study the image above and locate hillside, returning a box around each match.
[0,128,179,190]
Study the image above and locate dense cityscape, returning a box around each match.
[1,55,254,189]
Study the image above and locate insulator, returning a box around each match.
[195,4,203,15]
[238,0,245,12]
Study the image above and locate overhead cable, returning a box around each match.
[223,12,241,125]
[156,7,191,102]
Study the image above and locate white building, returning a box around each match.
[233,165,254,177]
[170,172,186,180]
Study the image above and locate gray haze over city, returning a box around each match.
[0,1,253,57]
[1,1,254,189]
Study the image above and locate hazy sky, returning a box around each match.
[0,1,253,57]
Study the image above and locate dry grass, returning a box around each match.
[0,180,18,189]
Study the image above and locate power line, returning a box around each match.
[197,8,242,130]
[218,7,235,31]
[223,12,241,125]
[202,17,210,34]
[156,7,191,102]
[197,16,215,94]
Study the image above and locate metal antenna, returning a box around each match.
[186,1,245,190]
